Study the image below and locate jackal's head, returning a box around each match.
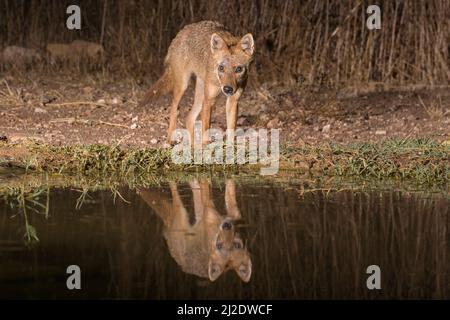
[210,33,255,97]
[208,219,252,282]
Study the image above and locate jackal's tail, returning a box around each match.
[138,66,173,107]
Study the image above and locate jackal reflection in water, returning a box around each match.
[138,179,251,282]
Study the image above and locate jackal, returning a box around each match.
[138,179,252,282]
[139,21,255,144]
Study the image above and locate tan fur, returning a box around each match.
[138,179,252,282]
[139,21,255,144]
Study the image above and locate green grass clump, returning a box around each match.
[0,138,449,187]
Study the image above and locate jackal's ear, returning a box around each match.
[235,259,252,283]
[211,33,226,53]
[239,33,254,56]
[208,260,224,282]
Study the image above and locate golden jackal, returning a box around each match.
[139,21,255,144]
[138,179,252,282]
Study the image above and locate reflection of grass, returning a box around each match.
[14,186,45,245]
[0,138,449,187]
[1,176,54,244]
[75,188,90,210]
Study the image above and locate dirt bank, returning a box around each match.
[0,73,449,148]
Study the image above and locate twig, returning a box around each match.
[50,118,130,128]
[45,101,110,108]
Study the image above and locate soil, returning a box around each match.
[0,73,449,148]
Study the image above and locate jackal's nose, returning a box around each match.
[223,86,234,96]
[222,221,232,230]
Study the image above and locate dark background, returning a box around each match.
[1,0,449,85]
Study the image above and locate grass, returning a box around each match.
[282,138,450,186]
[0,138,448,187]
[418,95,449,120]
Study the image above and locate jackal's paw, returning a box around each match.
[162,142,172,149]
[168,131,184,145]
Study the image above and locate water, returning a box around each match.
[0,175,449,299]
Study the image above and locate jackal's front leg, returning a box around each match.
[225,179,241,220]
[225,89,243,142]
[200,85,219,145]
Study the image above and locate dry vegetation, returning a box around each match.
[1,0,449,85]
[0,1,449,182]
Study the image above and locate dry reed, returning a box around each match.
[0,0,449,86]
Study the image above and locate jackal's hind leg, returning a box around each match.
[169,182,190,232]
[167,73,190,144]
[186,77,204,145]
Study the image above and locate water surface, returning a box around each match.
[0,175,448,299]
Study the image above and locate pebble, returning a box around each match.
[267,118,279,129]
[34,107,47,114]
[237,116,246,125]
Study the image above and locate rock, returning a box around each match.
[97,98,106,104]
[42,95,57,104]
[46,40,104,63]
[130,123,138,129]
[1,46,42,64]
[375,130,387,135]
[132,116,139,122]
[278,111,287,120]
[112,97,120,105]
[322,124,331,133]
[267,118,279,129]
[259,114,270,123]
[34,107,47,114]
[150,138,158,144]
[70,40,104,59]
[83,86,94,94]
[237,116,246,125]
[9,135,44,143]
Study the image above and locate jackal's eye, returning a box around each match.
[218,65,225,72]
[235,66,243,73]
[216,243,223,250]
[233,241,242,249]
